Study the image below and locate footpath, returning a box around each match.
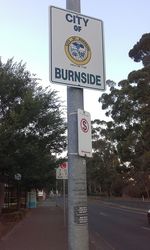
[0,198,109,250]
[0,199,67,250]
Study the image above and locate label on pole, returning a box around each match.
[49,6,105,90]
[78,109,92,157]
[56,162,68,179]
[74,206,88,224]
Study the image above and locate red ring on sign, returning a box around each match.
[60,162,67,169]
[80,119,89,133]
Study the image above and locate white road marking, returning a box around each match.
[101,202,146,215]
[95,232,115,250]
[142,226,150,231]
[99,212,108,217]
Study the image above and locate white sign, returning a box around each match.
[49,6,105,90]
[14,173,21,181]
[78,109,92,157]
[56,163,68,179]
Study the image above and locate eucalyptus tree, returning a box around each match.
[129,33,150,67]
[87,120,121,196]
[99,34,150,197]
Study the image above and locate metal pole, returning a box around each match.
[63,179,66,226]
[66,0,89,249]
[55,179,58,207]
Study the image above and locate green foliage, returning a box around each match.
[87,120,121,196]
[129,33,150,66]
[99,65,150,173]
[88,33,150,198]
[97,33,150,197]
[0,58,66,190]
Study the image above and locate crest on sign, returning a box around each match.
[64,36,91,65]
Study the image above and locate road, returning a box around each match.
[88,199,150,250]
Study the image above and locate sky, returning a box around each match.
[0,0,149,120]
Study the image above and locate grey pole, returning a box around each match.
[66,0,89,250]
[63,179,66,226]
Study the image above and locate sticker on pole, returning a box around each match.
[74,206,88,224]
[78,109,92,158]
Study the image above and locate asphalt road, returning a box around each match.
[88,199,150,250]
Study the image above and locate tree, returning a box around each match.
[99,34,150,198]
[0,58,66,210]
[87,120,120,196]
[129,33,150,67]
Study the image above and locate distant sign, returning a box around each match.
[78,109,92,157]
[49,6,105,90]
[56,163,68,179]
[14,173,21,181]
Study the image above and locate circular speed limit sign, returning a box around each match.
[80,118,89,133]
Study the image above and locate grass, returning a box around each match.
[0,208,29,239]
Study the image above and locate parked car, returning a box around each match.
[147,209,150,225]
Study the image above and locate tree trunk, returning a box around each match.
[0,182,5,214]
[98,184,102,194]
[93,182,97,194]
[144,185,150,199]
[88,182,92,195]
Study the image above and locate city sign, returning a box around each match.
[49,6,105,90]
